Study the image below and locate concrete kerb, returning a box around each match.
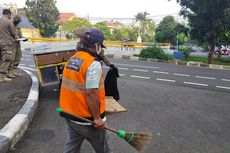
[106,54,230,71]
[0,69,39,153]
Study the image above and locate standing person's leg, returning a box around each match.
[0,45,5,83]
[8,43,17,78]
[13,43,22,76]
[0,45,14,81]
[64,120,85,153]
[85,124,112,153]
[0,47,2,64]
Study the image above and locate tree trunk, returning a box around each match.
[208,33,217,64]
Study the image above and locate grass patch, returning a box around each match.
[183,56,230,66]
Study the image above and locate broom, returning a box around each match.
[56,108,152,151]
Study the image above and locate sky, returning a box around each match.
[1,0,181,18]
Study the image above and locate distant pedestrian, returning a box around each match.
[12,15,23,76]
[0,9,15,83]
[59,28,112,153]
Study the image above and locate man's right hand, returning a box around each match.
[94,118,105,128]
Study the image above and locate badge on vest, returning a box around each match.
[66,57,83,72]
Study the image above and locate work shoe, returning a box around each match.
[0,74,6,83]
[7,72,16,78]
[12,69,22,76]
[3,76,12,82]
[0,77,6,83]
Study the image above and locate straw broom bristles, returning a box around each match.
[122,131,152,151]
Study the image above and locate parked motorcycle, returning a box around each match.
[214,47,230,56]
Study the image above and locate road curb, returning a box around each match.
[107,54,230,71]
[0,69,39,153]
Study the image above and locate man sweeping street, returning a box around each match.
[59,28,112,153]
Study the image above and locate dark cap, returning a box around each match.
[2,9,11,15]
[84,28,106,48]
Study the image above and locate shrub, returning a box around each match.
[139,47,173,60]
[180,48,192,58]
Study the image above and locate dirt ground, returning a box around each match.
[0,70,31,129]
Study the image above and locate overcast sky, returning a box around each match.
[1,0,181,18]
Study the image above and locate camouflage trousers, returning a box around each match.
[12,42,22,69]
[0,44,14,76]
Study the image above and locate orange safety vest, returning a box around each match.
[59,51,105,122]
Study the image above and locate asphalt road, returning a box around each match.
[9,51,230,153]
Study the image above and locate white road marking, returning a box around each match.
[153,71,169,74]
[130,75,150,79]
[184,81,208,87]
[156,78,176,82]
[29,65,35,67]
[216,86,230,90]
[118,67,129,70]
[22,55,31,57]
[21,58,32,61]
[115,63,159,69]
[173,73,190,77]
[195,75,216,80]
[19,64,25,66]
[133,69,149,72]
[119,74,125,76]
[221,79,230,82]
[19,66,37,72]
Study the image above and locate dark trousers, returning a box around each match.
[64,120,112,153]
[0,44,14,76]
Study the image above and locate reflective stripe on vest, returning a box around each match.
[61,77,86,93]
[59,51,105,119]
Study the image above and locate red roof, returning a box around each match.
[58,13,77,24]
[102,20,123,28]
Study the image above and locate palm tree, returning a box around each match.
[135,12,155,42]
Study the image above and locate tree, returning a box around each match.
[126,26,138,41]
[110,27,138,41]
[175,23,189,47]
[175,0,230,63]
[155,16,177,45]
[135,12,155,41]
[61,18,92,38]
[26,0,59,37]
[111,28,129,41]
[94,22,111,40]
[218,31,230,46]
[175,23,189,36]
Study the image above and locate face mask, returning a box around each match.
[95,43,102,54]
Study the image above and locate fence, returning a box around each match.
[28,37,171,49]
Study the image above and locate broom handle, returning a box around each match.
[59,109,118,134]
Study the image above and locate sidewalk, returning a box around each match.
[0,69,39,153]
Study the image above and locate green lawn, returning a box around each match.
[183,56,230,66]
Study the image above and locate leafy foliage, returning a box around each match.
[111,27,138,41]
[61,18,92,38]
[26,0,59,37]
[139,47,173,60]
[179,47,192,58]
[135,12,156,41]
[176,0,230,63]
[155,16,177,44]
[94,22,111,40]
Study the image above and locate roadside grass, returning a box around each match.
[183,56,230,66]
